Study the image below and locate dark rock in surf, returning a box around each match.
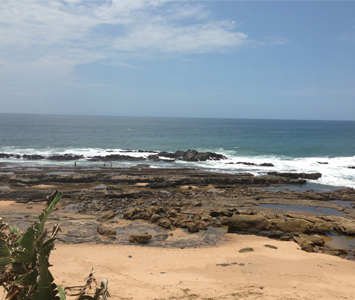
[47,154,84,161]
[0,153,21,159]
[236,162,256,166]
[259,163,274,167]
[88,154,142,161]
[267,172,322,180]
[22,154,45,160]
[157,150,226,162]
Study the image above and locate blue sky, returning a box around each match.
[1,0,355,120]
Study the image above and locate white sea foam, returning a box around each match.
[1,146,355,189]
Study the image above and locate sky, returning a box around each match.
[0,0,355,120]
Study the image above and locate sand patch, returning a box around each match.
[31,184,57,189]
[0,234,346,300]
[135,183,149,187]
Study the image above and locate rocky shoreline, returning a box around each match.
[1,166,355,259]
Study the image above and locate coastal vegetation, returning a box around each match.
[0,191,110,300]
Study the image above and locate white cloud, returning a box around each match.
[113,21,247,53]
[0,0,251,69]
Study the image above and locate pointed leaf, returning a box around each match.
[0,257,11,266]
[0,239,10,259]
[45,190,62,219]
[9,225,20,235]
[31,285,59,300]
[43,238,56,258]
[21,270,39,285]
[11,262,26,275]
[57,285,66,300]
[21,226,36,251]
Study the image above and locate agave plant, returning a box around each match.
[0,190,66,300]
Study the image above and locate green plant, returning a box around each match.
[0,190,66,300]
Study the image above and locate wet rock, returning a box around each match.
[129,233,152,244]
[157,150,227,162]
[48,154,84,161]
[294,234,324,248]
[88,154,142,161]
[211,219,223,227]
[97,226,116,236]
[210,209,233,217]
[239,247,254,253]
[267,172,322,180]
[324,248,349,258]
[227,215,271,232]
[259,163,274,167]
[220,216,230,225]
[237,162,256,166]
[23,154,45,160]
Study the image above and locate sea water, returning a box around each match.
[0,113,355,189]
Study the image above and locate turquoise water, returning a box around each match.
[1,113,355,188]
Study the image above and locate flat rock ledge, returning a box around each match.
[123,206,355,258]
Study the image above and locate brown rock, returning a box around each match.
[187,223,199,233]
[150,213,161,223]
[301,244,314,252]
[97,226,116,236]
[264,244,278,249]
[312,220,333,233]
[278,219,310,233]
[211,220,223,227]
[157,218,171,229]
[227,215,271,231]
[239,247,254,253]
[324,248,349,258]
[129,233,152,244]
[100,212,116,222]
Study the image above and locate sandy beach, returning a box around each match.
[48,234,355,300]
[1,167,355,299]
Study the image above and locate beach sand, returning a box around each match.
[43,234,355,300]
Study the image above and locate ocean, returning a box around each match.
[1,113,355,189]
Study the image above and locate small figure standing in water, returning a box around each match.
[103,163,106,167]
[110,161,113,168]
[74,161,76,167]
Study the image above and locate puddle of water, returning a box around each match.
[330,200,354,208]
[0,185,10,189]
[259,204,344,216]
[47,171,75,175]
[263,182,342,193]
[26,168,43,171]
[0,172,14,175]
[61,203,83,213]
[94,184,107,189]
[320,231,355,251]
